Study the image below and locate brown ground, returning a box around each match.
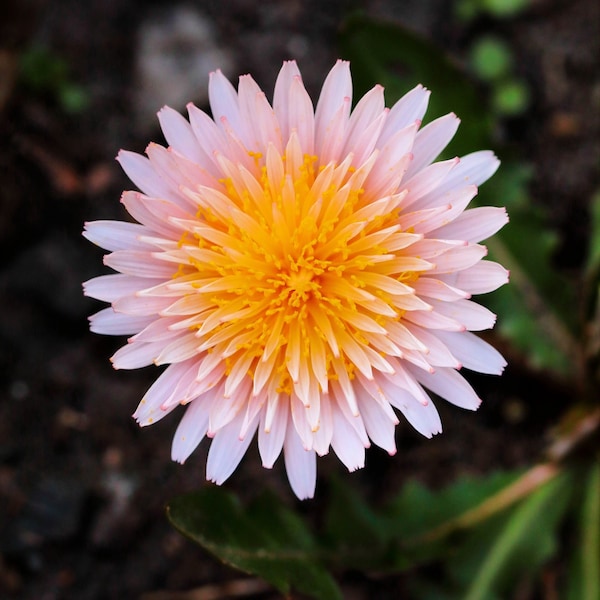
[0,0,598,598]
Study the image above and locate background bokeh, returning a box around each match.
[0,0,598,598]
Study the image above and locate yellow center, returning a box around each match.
[172,147,427,402]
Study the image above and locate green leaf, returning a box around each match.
[455,471,573,600]
[338,15,493,157]
[385,471,521,538]
[567,462,600,600]
[384,471,525,570]
[322,477,388,569]
[167,487,342,600]
[586,189,600,275]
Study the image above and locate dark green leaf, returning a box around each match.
[167,487,342,600]
[567,463,600,600]
[453,471,574,600]
[586,189,600,275]
[322,477,388,569]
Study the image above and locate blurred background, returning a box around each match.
[0,0,598,598]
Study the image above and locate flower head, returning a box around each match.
[84,60,508,499]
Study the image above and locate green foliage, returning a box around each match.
[448,473,572,600]
[587,190,600,275]
[566,462,600,600]
[167,469,581,599]
[167,487,342,600]
[19,45,89,113]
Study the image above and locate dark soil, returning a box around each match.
[0,0,598,598]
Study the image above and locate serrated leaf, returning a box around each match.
[567,462,600,600]
[167,487,342,600]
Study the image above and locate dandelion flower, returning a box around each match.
[84,60,508,499]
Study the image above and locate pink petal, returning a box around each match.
[317,96,351,165]
[104,250,177,278]
[133,361,194,425]
[208,69,246,144]
[382,381,442,438]
[154,331,202,365]
[405,113,460,177]
[284,416,317,500]
[273,60,302,140]
[427,244,488,274]
[401,157,459,209]
[412,277,470,301]
[378,84,430,147]
[404,323,461,368]
[111,340,163,369]
[84,274,157,303]
[120,192,185,239]
[439,260,509,294]
[287,76,315,154]
[157,106,206,165]
[171,397,211,463]
[314,60,352,155]
[330,404,366,472]
[342,84,386,156]
[206,410,258,485]
[436,331,507,375]
[410,365,481,410]
[117,150,174,200]
[258,397,289,468]
[356,389,397,455]
[89,308,153,335]
[430,207,508,243]
[432,150,500,196]
[238,75,282,152]
[312,395,333,456]
[428,298,497,331]
[187,103,230,171]
[83,220,152,252]
[113,293,175,316]
[364,121,417,199]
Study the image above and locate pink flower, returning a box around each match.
[84,60,508,499]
